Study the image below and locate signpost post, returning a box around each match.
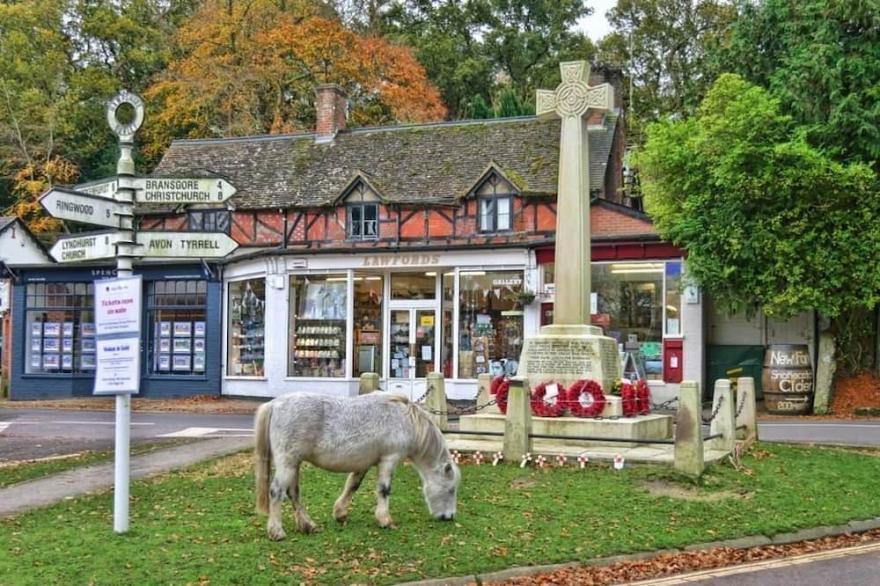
[40,89,240,534]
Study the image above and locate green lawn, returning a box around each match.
[0,440,192,489]
[2,443,880,585]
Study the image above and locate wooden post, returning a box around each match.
[503,376,532,462]
[425,372,448,431]
[358,372,380,395]
[674,380,704,477]
[736,376,758,443]
[709,378,736,455]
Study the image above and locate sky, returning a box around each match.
[577,0,616,41]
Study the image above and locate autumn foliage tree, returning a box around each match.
[143,1,446,161]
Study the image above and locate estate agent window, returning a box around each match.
[25,282,95,374]
[476,173,514,233]
[227,278,266,376]
[457,271,524,379]
[289,275,348,377]
[147,280,207,375]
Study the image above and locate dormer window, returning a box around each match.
[476,173,514,233]
[344,180,379,240]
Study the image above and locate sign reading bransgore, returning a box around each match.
[135,177,237,204]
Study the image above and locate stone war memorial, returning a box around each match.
[450,62,749,472]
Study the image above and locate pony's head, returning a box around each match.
[421,458,460,521]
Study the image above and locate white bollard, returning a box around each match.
[709,378,736,455]
[736,377,758,443]
[503,376,532,462]
[674,380,704,477]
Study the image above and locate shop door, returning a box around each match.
[387,307,436,397]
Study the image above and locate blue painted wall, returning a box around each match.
[10,263,222,400]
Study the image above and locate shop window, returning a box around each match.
[188,210,230,233]
[475,173,514,233]
[441,273,454,377]
[353,274,382,377]
[227,279,266,376]
[289,275,347,377]
[665,262,683,335]
[457,271,523,379]
[25,282,94,374]
[147,280,207,375]
[391,273,436,300]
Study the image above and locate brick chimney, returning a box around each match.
[314,84,348,143]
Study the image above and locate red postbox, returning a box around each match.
[663,339,683,383]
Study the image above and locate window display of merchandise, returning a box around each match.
[353,275,383,377]
[291,320,346,377]
[390,314,411,378]
[228,279,266,377]
[24,283,96,374]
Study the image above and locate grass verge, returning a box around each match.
[0,440,193,489]
[2,443,880,584]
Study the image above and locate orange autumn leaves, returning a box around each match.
[143,4,446,161]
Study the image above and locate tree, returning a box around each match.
[597,0,735,142]
[142,2,446,163]
[715,0,880,171]
[638,75,879,325]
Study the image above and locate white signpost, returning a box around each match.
[136,231,239,257]
[39,187,130,229]
[49,231,121,263]
[38,89,241,535]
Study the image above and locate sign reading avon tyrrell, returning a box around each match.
[40,187,130,229]
[135,231,238,258]
[134,177,237,204]
[49,231,121,263]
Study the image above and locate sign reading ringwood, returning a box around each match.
[93,276,142,395]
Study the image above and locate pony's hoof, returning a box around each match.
[377,519,396,530]
[267,526,287,541]
[334,513,348,524]
[298,521,318,534]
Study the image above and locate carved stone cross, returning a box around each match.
[536,61,615,326]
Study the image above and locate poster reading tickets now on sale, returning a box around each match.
[93,276,142,395]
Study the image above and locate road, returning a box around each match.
[0,408,254,462]
[757,420,880,447]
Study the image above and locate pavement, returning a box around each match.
[0,436,252,518]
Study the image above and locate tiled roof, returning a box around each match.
[150,115,618,211]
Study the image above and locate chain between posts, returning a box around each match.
[701,394,724,424]
[735,389,747,418]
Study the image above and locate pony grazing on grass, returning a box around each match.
[254,392,460,540]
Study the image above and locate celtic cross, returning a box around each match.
[536,61,615,326]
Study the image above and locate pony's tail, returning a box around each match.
[254,401,273,515]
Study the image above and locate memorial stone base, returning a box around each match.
[518,324,621,392]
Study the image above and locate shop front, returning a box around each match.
[222,249,538,400]
[10,263,222,399]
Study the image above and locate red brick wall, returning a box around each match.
[591,205,655,238]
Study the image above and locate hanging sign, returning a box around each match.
[40,187,131,228]
[134,177,237,204]
[135,231,239,258]
[93,276,142,395]
[50,231,121,263]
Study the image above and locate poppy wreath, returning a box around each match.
[620,381,637,416]
[530,381,566,417]
[634,378,652,415]
[492,375,511,414]
[565,379,606,418]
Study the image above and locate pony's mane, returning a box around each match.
[387,395,447,464]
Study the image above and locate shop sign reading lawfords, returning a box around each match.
[93,276,142,395]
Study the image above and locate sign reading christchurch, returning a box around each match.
[135,177,237,204]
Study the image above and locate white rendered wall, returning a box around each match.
[0,223,50,265]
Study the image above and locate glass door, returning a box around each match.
[388,307,436,380]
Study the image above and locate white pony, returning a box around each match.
[254,392,460,540]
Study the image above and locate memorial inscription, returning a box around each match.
[522,339,596,377]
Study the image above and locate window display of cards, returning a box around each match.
[81,322,96,337]
[31,338,42,352]
[62,322,73,337]
[62,354,73,369]
[31,323,43,338]
[43,322,61,337]
[173,338,191,353]
[81,354,96,370]
[158,354,171,371]
[194,338,206,353]
[30,354,42,369]
[62,337,74,353]
[194,321,206,337]
[43,354,60,369]
[158,338,171,353]
[173,355,191,371]
[159,322,172,337]
[81,337,96,352]
[193,354,206,372]
[173,321,192,337]
[43,337,60,352]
